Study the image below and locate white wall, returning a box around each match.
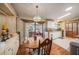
[6,16,16,33]
[0,15,16,34]
[0,15,6,32]
[17,17,24,44]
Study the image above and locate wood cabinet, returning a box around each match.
[65,20,79,38]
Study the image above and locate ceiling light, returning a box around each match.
[33,5,42,22]
[57,13,71,19]
[33,16,41,20]
[65,7,72,11]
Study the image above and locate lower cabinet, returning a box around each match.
[5,47,13,55]
[0,35,19,55]
[12,40,19,55]
[0,48,5,55]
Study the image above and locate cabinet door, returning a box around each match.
[12,40,19,55]
[5,46,13,55]
[0,48,5,55]
[5,40,13,55]
[66,24,69,31]
[69,23,72,31]
[73,23,77,32]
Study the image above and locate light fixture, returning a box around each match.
[65,7,72,11]
[33,5,42,22]
[57,13,71,19]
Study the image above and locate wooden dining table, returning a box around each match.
[24,36,44,48]
[23,36,44,54]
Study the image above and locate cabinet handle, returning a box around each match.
[8,48,11,51]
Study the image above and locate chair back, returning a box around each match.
[38,38,52,55]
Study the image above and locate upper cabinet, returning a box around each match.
[65,19,79,38]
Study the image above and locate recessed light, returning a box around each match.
[65,7,72,11]
[57,13,71,19]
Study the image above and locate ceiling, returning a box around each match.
[0,3,14,16]
[11,3,79,21]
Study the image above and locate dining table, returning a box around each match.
[23,35,45,54]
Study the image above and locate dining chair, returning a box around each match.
[38,38,52,55]
[30,38,52,55]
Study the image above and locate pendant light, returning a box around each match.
[33,5,42,22]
